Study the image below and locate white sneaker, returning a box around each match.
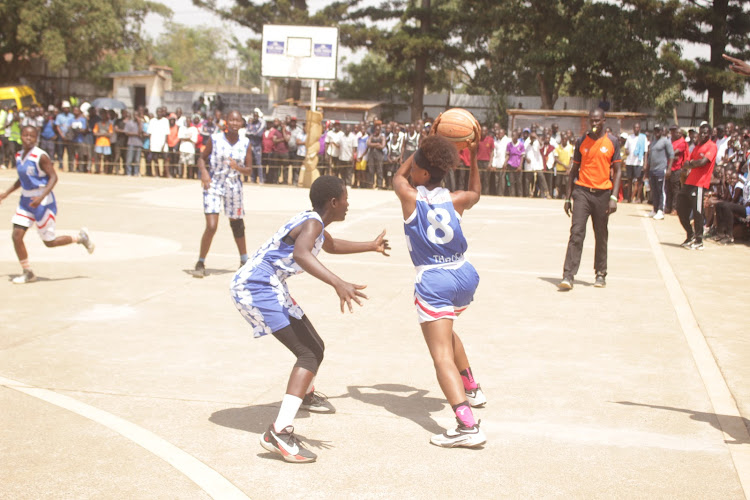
[430,419,486,448]
[645,210,656,218]
[653,211,664,220]
[78,227,95,254]
[12,269,37,284]
[465,386,487,407]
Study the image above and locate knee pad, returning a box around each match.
[229,218,245,238]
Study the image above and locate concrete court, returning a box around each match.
[0,169,749,499]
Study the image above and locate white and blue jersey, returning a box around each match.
[11,147,58,241]
[230,211,325,337]
[404,186,479,323]
[203,132,249,218]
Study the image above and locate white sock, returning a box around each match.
[274,394,303,433]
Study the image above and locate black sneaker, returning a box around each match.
[594,274,606,288]
[12,269,37,284]
[193,261,206,278]
[259,424,317,463]
[300,391,336,413]
[558,277,573,290]
[680,236,695,248]
[718,235,734,245]
[430,418,487,448]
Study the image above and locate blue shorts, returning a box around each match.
[414,262,479,323]
[94,145,111,155]
[11,192,58,242]
[230,265,304,338]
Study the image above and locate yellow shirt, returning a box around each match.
[554,143,574,172]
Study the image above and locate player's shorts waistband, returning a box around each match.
[414,257,467,283]
[21,187,46,197]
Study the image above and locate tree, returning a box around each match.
[0,0,170,84]
[152,23,231,88]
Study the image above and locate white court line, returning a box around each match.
[0,376,249,500]
[642,219,750,495]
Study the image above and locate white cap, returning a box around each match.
[61,100,71,108]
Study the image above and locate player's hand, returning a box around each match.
[334,279,368,313]
[723,54,750,77]
[429,113,442,136]
[229,158,241,171]
[606,199,617,215]
[468,120,481,151]
[29,196,42,208]
[564,199,572,217]
[200,171,211,190]
[372,229,390,256]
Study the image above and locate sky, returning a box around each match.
[143,0,749,104]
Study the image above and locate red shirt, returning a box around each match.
[459,147,471,167]
[686,140,717,188]
[671,137,687,171]
[477,135,494,162]
[262,129,274,153]
[573,133,621,190]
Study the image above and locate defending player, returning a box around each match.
[0,126,94,284]
[393,124,487,448]
[230,175,390,463]
[193,110,253,277]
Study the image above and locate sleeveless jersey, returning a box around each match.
[404,186,468,271]
[16,147,50,193]
[208,131,249,190]
[249,211,325,281]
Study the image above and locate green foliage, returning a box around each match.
[333,53,407,100]
[152,23,229,88]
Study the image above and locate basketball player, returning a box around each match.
[193,110,253,277]
[0,126,94,284]
[393,123,487,448]
[230,175,390,463]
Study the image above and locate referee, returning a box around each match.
[559,108,622,290]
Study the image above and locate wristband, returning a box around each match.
[564,199,571,203]
[610,195,618,202]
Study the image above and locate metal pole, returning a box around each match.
[311,80,317,112]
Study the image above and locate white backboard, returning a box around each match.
[261,25,339,80]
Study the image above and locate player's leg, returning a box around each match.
[452,331,486,407]
[562,187,593,285]
[226,186,248,266]
[10,224,35,283]
[590,191,610,284]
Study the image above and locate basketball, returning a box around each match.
[433,108,479,150]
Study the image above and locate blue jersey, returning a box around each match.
[16,147,50,192]
[404,186,468,271]
[247,211,325,281]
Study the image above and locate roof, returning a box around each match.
[507,109,647,118]
[106,66,173,79]
[297,99,384,111]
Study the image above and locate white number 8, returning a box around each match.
[426,208,454,244]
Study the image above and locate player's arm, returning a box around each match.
[30,154,57,208]
[607,136,622,215]
[229,145,254,175]
[197,138,213,189]
[292,219,368,313]
[322,229,390,256]
[393,153,418,219]
[452,121,482,214]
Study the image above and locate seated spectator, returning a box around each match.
[712,170,748,244]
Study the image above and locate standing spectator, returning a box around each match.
[666,125,687,214]
[6,108,22,166]
[112,110,128,175]
[148,107,169,177]
[477,126,494,195]
[338,124,356,186]
[504,130,525,197]
[70,107,89,172]
[92,109,113,174]
[325,121,344,178]
[353,124,369,189]
[677,123,718,250]
[624,123,648,203]
[175,107,187,128]
[269,118,288,184]
[294,123,307,186]
[286,117,302,185]
[246,110,265,183]
[0,104,8,168]
[39,110,57,161]
[523,130,543,197]
[367,125,386,189]
[491,126,510,196]
[167,113,181,178]
[538,134,555,198]
[552,134,574,199]
[386,123,404,189]
[559,109,622,290]
[123,110,142,176]
[644,125,674,220]
[403,123,419,160]
[262,120,275,181]
[53,101,74,171]
[179,114,200,179]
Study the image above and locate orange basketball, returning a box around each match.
[433,108,479,150]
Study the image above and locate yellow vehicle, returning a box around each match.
[0,85,39,110]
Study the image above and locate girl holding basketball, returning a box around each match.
[393,112,487,448]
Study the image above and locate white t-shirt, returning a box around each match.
[493,136,511,168]
[625,134,648,166]
[325,130,344,158]
[178,125,199,154]
[524,138,543,171]
[339,133,356,162]
[148,117,170,152]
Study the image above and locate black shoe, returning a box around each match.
[594,274,606,288]
[680,236,696,248]
[300,391,336,413]
[193,261,206,278]
[558,277,573,290]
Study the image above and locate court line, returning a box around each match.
[642,219,750,495]
[0,376,249,500]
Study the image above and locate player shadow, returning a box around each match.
[345,383,448,435]
[182,268,234,278]
[660,242,688,248]
[5,274,89,283]
[616,401,750,444]
[537,276,593,289]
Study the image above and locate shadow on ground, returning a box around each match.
[346,383,447,435]
[182,268,234,278]
[5,274,89,283]
[616,401,750,444]
[538,276,592,289]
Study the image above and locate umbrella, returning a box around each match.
[91,97,127,110]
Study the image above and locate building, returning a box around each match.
[106,65,173,111]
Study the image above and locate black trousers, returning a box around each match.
[677,185,704,242]
[563,185,611,279]
[715,201,746,235]
[665,172,681,212]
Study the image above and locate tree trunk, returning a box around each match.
[536,72,556,110]
[412,0,430,122]
[709,0,728,124]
